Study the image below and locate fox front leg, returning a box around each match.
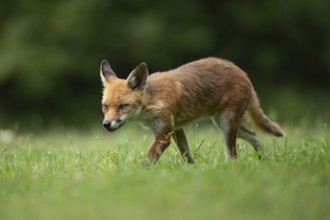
[173,128,194,163]
[146,133,172,163]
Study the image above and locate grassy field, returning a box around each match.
[0,122,329,220]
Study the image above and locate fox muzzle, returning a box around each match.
[102,119,126,132]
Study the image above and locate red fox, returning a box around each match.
[100,57,285,163]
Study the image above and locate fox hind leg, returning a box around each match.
[238,126,266,159]
[213,115,265,159]
[238,126,262,152]
[212,110,241,159]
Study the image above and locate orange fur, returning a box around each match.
[100,57,284,163]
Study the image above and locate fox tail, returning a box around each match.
[248,90,285,137]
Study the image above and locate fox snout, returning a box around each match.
[102,119,126,132]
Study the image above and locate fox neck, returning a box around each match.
[136,96,171,135]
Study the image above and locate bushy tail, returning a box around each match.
[248,90,285,137]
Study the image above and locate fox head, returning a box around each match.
[100,60,149,132]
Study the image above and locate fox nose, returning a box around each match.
[103,120,111,129]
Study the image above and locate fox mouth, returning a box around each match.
[105,121,126,132]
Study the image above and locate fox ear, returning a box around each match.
[127,63,149,90]
[100,60,116,84]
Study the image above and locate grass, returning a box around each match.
[0,122,329,220]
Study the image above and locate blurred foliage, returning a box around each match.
[0,0,330,128]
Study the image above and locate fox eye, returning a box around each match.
[118,104,129,111]
[102,104,108,112]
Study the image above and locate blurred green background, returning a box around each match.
[1,0,329,130]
